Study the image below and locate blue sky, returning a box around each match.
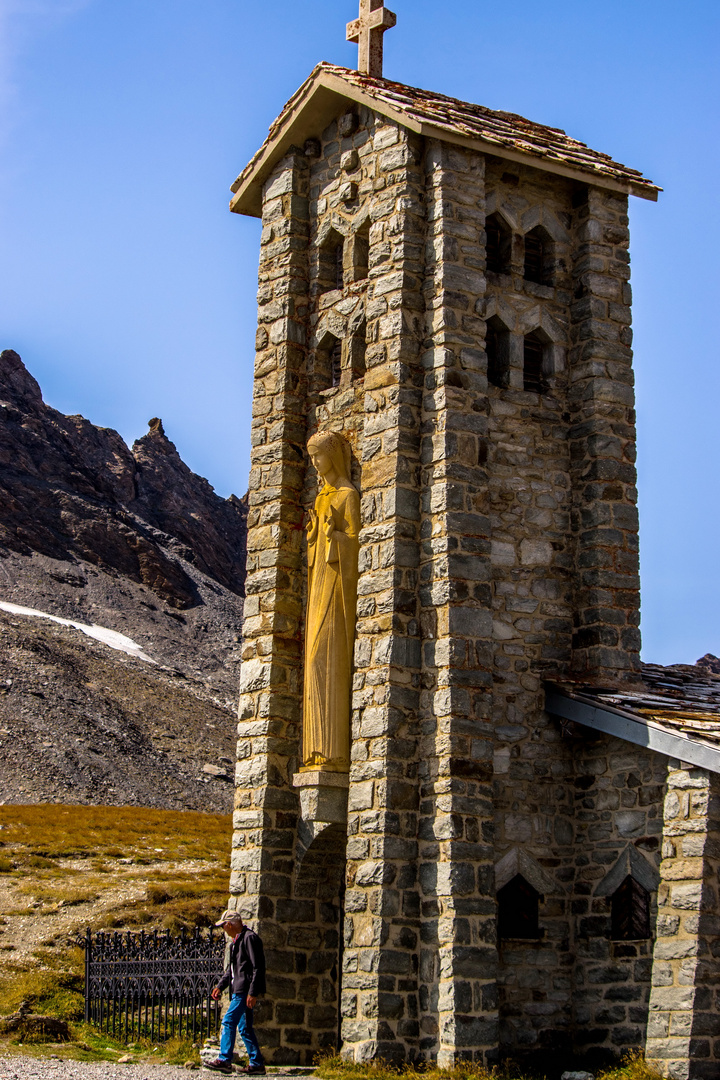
[1,0,718,665]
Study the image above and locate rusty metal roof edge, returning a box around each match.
[545,685,720,776]
[229,64,660,217]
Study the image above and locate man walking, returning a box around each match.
[205,909,266,1075]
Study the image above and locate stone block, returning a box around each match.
[519,539,553,566]
[649,987,696,1011]
[671,882,703,910]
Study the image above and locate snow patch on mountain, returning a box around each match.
[0,601,157,664]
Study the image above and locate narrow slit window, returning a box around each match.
[330,339,342,388]
[523,333,546,394]
[524,226,554,286]
[611,876,650,941]
[335,242,344,290]
[352,220,370,282]
[498,874,541,940]
[486,212,512,275]
[318,229,346,295]
[314,334,343,392]
[349,322,367,381]
[486,317,510,389]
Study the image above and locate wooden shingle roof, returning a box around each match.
[231,62,660,216]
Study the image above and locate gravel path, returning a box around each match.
[0,1060,313,1079]
[0,1059,196,1079]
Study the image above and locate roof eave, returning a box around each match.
[546,685,720,776]
[230,68,659,219]
[229,70,422,218]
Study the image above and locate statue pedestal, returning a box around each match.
[292,771,349,826]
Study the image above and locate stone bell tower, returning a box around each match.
[228,4,659,1067]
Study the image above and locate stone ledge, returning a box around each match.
[292,770,350,789]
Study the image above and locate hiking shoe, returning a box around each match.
[204,1061,233,1074]
[242,1068,266,1076]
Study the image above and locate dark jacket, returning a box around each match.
[216,925,266,998]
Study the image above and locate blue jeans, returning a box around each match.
[219,993,264,1067]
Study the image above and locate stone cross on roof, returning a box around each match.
[346,0,396,79]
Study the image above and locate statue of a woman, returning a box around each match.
[301,430,360,773]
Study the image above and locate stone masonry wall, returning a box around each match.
[340,114,426,1065]
[570,735,665,1066]
[646,765,720,1080]
[482,158,576,1060]
[302,104,429,1064]
[417,139,497,1066]
[567,188,640,681]
[232,147,314,1063]
[231,145,313,1062]
[494,727,665,1069]
[479,165,644,1064]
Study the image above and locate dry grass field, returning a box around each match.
[0,804,231,1064]
[0,806,666,1078]
[314,1054,664,1080]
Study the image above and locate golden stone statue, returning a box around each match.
[301,431,360,773]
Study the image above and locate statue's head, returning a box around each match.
[307,430,352,486]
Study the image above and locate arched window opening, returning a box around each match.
[486,212,512,275]
[611,875,650,941]
[524,226,554,286]
[486,316,510,389]
[523,331,547,394]
[351,219,370,282]
[349,321,367,381]
[314,334,343,392]
[318,229,345,294]
[497,874,541,940]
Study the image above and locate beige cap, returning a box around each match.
[214,909,243,927]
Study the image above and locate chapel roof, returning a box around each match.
[230,62,660,217]
[547,661,720,775]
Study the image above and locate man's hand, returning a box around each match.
[211,987,221,1002]
[246,995,256,1009]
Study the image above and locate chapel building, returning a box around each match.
[226,11,720,1078]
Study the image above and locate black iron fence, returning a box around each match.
[84,928,225,1044]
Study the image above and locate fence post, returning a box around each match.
[84,929,91,1024]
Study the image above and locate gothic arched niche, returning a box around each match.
[611,875,651,941]
[314,332,343,393]
[523,328,551,393]
[318,228,346,294]
[497,874,542,940]
[293,822,347,1056]
[350,218,370,283]
[523,224,554,286]
[486,211,513,275]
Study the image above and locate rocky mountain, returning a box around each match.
[0,349,248,811]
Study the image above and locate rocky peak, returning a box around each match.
[0,349,44,412]
[697,654,720,676]
[132,419,247,596]
[0,351,247,608]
